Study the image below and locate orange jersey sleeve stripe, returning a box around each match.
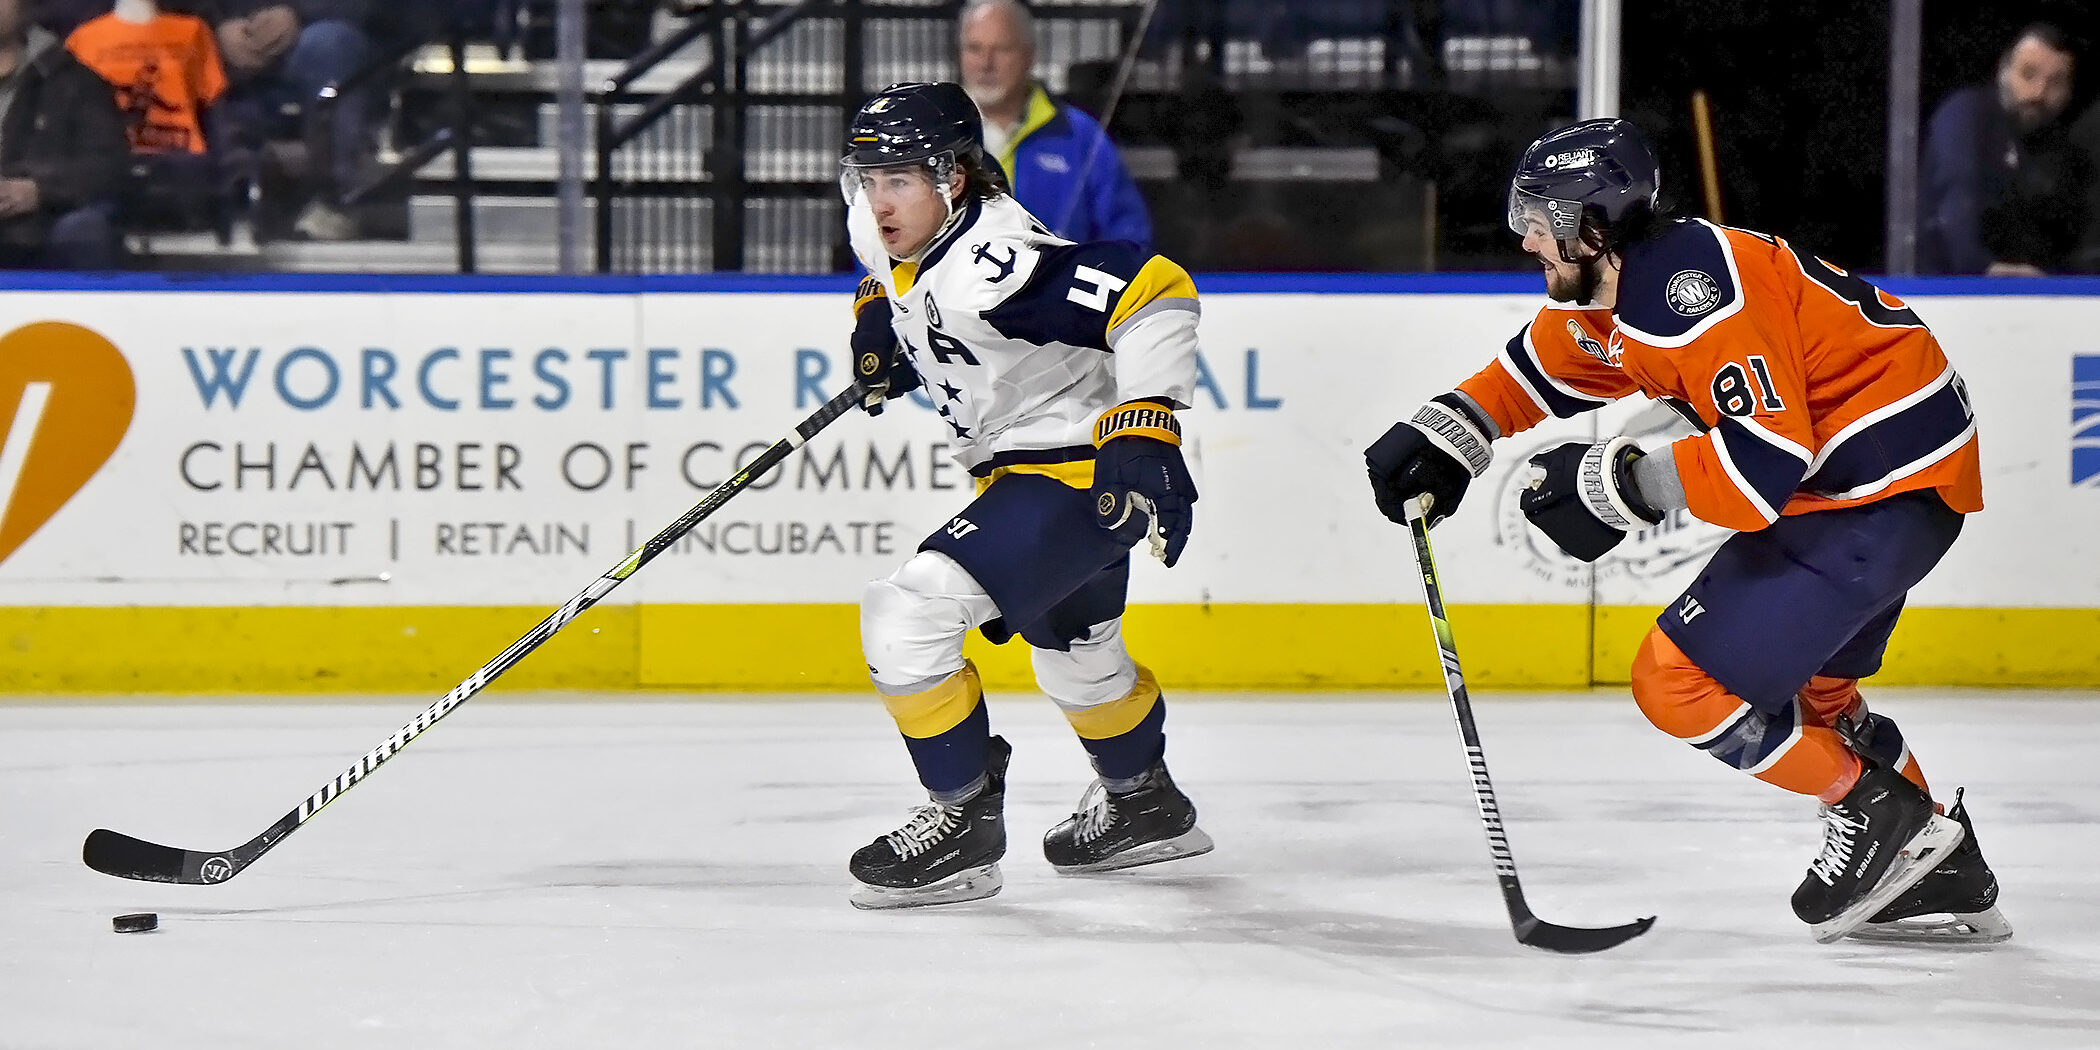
[1456,310,1639,439]
[1455,359,1547,439]
[1511,311,1639,410]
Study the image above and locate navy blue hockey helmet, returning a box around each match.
[1507,118,1661,261]
[840,82,985,201]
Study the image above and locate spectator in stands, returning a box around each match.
[67,0,230,235]
[0,0,126,267]
[958,0,1151,247]
[202,0,378,240]
[1919,22,2090,275]
[29,0,102,34]
[68,1,227,155]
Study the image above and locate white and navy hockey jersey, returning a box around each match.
[855,194,1202,475]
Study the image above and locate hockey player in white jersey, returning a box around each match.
[839,82,1213,909]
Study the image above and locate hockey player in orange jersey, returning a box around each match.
[1364,118,2008,945]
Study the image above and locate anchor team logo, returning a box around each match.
[971,242,1017,281]
[0,322,135,567]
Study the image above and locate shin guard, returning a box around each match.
[1631,629,1863,799]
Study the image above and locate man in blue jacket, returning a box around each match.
[959,0,1151,247]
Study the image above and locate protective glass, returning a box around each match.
[1506,186,1585,243]
[838,153,957,207]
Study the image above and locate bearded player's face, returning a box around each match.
[1517,214,1593,303]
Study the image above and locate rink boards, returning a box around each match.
[0,272,2093,691]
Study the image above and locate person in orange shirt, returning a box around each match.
[1365,118,2009,946]
[65,3,227,155]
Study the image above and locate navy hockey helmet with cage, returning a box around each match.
[840,82,985,201]
[1507,118,1661,261]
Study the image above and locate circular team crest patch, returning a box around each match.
[1665,270,1721,316]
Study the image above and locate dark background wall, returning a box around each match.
[1623,0,2096,269]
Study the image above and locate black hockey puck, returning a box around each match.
[112,912,158,933]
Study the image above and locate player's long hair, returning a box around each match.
[958,150,1011,201]
[1592,198,1669,257]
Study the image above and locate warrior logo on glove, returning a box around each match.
[1092,400,1197,566]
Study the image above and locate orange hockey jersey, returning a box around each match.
[1458,219,1982,533]
[67,12,228,155]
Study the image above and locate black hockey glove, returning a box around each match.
[1520,437,1663,562]
[852,277,921,416]
[1365,392,1495,527]
[1092,400,1198,567]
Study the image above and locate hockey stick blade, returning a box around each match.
[1404,495,1656,954]
[84,814,295,884]
[83,828,192,883]
[1515,912,1658,955]
[83,384,867,885]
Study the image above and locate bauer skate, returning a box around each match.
[1850,789,2012,945]
[1043,755,1213,874]
[1792,763,1964,944]
[849,736,1010,910]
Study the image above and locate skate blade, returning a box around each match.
[1810,813,1965,945]
[1051,826,1215,875]
[849,863,1002,911]
[1847,904,2013,946]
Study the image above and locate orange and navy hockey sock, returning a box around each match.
[1799,674,1930,797]
[1631,628,1894,802]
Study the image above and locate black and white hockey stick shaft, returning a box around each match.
[83,383,868,885]
[1403,495,1656,954]
[1054,0,1162,234]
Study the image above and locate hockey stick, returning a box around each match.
[1053,0,1162,236]
[1402,494,1656,954]
[83,382,868,885]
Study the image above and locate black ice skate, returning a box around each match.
[849,736,1010,910]
[1850,789,2012,945]
[1042,757,1214,874]
[1791,763,1964,944]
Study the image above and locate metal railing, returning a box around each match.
[334,29,486,272]
[297,0,1580,274]
[589,0,1153,274]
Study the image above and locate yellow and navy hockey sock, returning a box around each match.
[1063,665,1168,790]
[882,661,993,803]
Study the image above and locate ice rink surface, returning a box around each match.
[4,690,2097,1050]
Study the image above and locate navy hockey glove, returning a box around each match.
[851,277,920,416]
[1520,437,1663,562]
[1092,400,1198,567]
[1365,392,1495,527]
